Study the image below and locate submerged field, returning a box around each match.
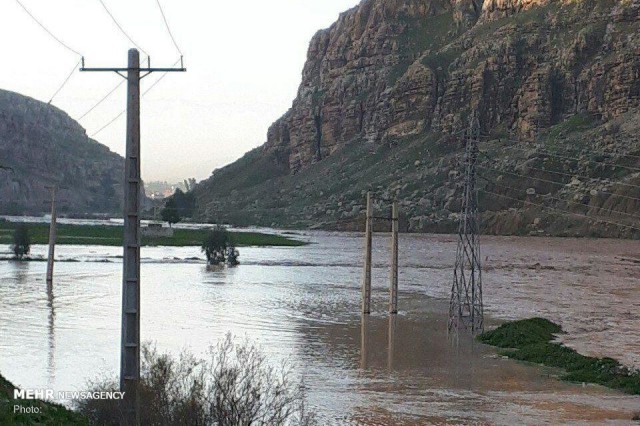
[1,234,639,423]
[0,220,305,248]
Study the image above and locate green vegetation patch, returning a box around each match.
[545,113,597,145]
[389,11,456,84]
[0,373,88,425]
[0,222,306,248]
[479,318,640,395]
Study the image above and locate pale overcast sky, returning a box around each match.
[0,0,359,182]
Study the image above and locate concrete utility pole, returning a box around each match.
[362,191,373,314]
[45,186,57,287]
[81,49,185,426]
[121,49,142,424]
[389,201,398,314]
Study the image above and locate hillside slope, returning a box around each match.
[193,0,640,237]
[0,89,124,215]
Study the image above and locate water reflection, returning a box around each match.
[12,260,29,286]
[387,314,395,371]
[359,315,368,370]
[46,279,55,386]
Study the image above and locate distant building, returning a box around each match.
[141,223,174,237]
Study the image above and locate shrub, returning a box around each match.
[478,317,561,348]
[201,226,240,266]
[76,335,315,425]
[11,224,30,259]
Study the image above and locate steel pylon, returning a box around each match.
[449,112,484,335]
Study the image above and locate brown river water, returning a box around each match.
[0,231,639,424]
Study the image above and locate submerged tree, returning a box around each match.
[201,226,239,266]
[161,198,181,227]
[202,226,228,265]
[226,244,239,266]
[11,224,30,260]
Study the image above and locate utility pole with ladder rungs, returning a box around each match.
[80,49,185,425]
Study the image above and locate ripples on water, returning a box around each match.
[0,232,639,424]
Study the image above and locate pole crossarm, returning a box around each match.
[80,56,186,79]
[80,67,186,72]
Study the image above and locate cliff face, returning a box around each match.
[194,0,640,237]
[266,0,639,169]
[0,89,124,215]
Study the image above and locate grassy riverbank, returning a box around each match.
[0,374,88,425]
[0,221,306,247]
[478,318,640,395]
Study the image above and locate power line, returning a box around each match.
[90,58,180,137]
[526,163,640,191]
[481,132,640,162]
[48,59,82,104]
[478,149,640,191]
[90,110,125,138]
[77,79,125,121]
[480,189,640,233]
[491,140,640,173]
[78,52,151,121]
[97,0,149,57]
[478,174,640,222]
[155,0,183,56]
[477,163,640,204]
[15,0,82,57]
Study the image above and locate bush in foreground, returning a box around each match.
[77,335,315,425]
[479,318,640,395]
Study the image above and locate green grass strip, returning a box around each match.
[0,220,306,248]
[478,318,640,395]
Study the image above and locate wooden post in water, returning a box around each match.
[389,201,398,314]
[362,192,372,314]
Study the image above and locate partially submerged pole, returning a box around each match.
[387,314,396,370]
[46,186,57,287]
[389,201,398,314]
[362,192,373,314]
[360,315,369,369]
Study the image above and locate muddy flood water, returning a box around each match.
[1,231,639,424]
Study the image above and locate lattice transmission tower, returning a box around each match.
[449,112,484,335]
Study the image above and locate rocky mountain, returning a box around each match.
[0,89,124,215]
[193,0,640,237]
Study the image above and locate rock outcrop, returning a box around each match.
[193,0,640,237]
[0,89,124,215]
